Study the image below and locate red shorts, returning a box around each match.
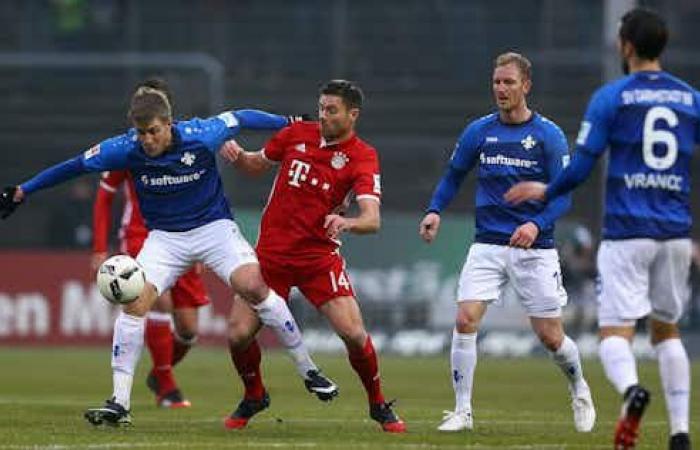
[123,235,209,309]
[258,252,355,308]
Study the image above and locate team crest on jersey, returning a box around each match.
[521,135,537,150]
[181,152,196,166]
[331,151,349,170]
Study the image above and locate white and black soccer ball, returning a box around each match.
[96,255,146,305]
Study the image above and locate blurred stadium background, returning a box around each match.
[0,0,699,355]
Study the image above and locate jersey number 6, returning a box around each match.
[642,106,678,170]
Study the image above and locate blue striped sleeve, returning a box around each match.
[20,156,87,195]
[544,150,599,200]
[531,124,571,230]
[426,123,481,213]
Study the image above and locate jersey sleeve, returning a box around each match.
[92,171,126,253]
[261,126,294,162]
[574,85,616,156]
[450,122,482,171]
[695,90,700,144]
[81,135,132,172]
[530,124,572,231]
[425,121,480,213]
[352,149,381,203]
[200,110,290,152]
[20,135,130,195]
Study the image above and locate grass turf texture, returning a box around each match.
[0,348,697,449]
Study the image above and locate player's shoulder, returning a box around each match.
[97,130,139,153]
[456,113,497,143]
[351,135,378,158]
[465,112,498,133]
[174,117,216,142]
[534,113,567,141]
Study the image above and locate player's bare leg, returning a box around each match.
[224,295,268,430]
[85,282,160,427]
[650,319,691,450]
[320,296,406,433]
[229,264,338,400]
[438,301,486,432]
[531,316,595,432]
[172,307,198,367]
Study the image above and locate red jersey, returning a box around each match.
[92,170,148,253]
[257,122,381,261]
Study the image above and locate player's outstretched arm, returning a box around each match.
[324,197,380,240]
[219,140,273,176]
[232,110,309,131]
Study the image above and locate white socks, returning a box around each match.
[655,338,690,435]
[599,336,639,395]
[450,329,477,413]
[252,290,317,378]
[550,335,587,395]
[111,312,146,410]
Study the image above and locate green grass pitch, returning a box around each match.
[0,348,697,449]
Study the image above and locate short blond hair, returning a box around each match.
[494,52,532,80]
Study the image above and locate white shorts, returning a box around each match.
[597,238,692,327]
[136,219,258,295]
[457,243,567,318]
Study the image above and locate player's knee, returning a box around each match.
[455,314,480,333]
[335,325,367,350]
[537,331,563,352]
[235,278,269,304]
[174,331,198,347]
[649,319,680,345]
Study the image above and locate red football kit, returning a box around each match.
[256,122,381,307]
[93,170,208,308]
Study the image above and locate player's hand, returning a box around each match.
[91,252,109,274]
[324,214,350,239]
[419,212,441,243]
[0,185,23,219]
[503,181,547,205]
[219,139,243,164]
[509,222,539,249]
[286,114,311,124]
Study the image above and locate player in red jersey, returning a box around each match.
[220,80,406,433]
[90,78,207,409]
[92,168,209,409]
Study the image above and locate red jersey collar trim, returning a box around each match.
[319,132,358,149]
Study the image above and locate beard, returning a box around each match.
[621,60,630,75]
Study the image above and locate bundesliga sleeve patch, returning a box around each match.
[84,144,100,160]
[373,174,381,194]
[217,111,239,128]
[575,121,591,146]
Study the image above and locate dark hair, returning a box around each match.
[494,52,532,81]
[619,8,668,60]
[319,79,364,110]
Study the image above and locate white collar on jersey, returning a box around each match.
[319,137,339,148]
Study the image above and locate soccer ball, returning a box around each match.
[96,255,146,304]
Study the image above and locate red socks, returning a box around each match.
[145,318,177,395]
[348,335,385,405]
[229,339,265,400]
